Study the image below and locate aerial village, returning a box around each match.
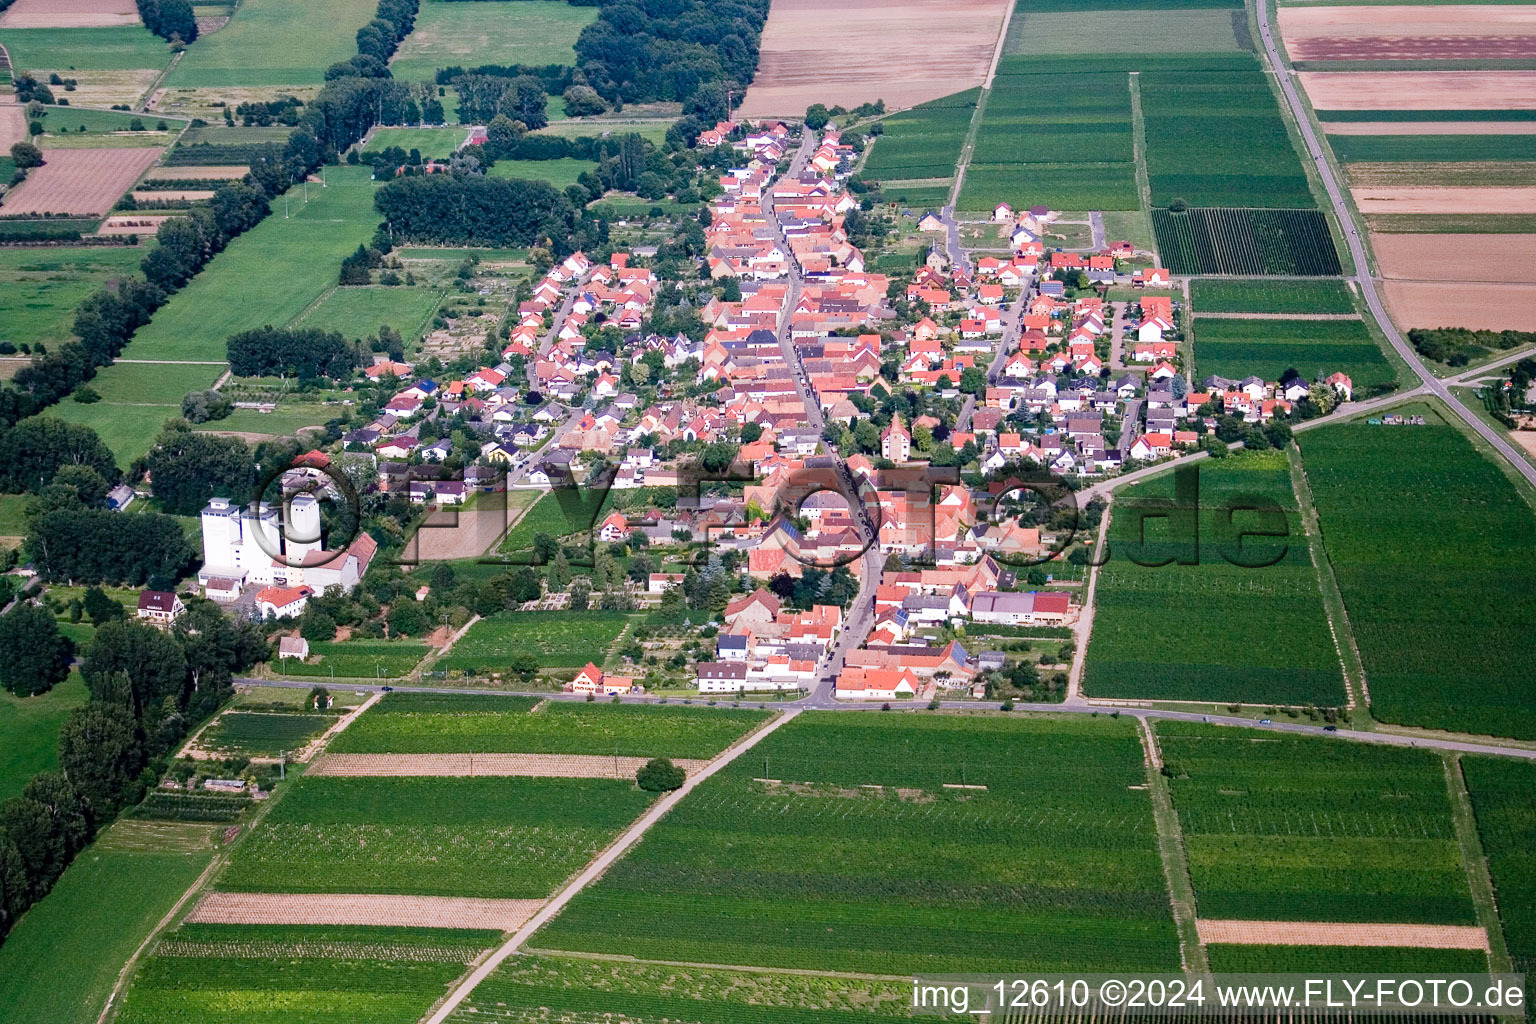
[183,118,1358,699]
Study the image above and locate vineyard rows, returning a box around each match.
[1153,208,1341,275]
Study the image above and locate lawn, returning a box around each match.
[275,640,431,679]
[361,126,468,158]
[435,610,629,672]
[0,493,31,536]
[197,405,332,439]
[53,398,194,469]
[1192,277,1356,314]
[116,923,500,1024]
[331,696,767,758]
[388,0,598,82]
[487,156,598,188]
[1195,318,1393,388]
[0,844,214,1024]
[119,165,382,362]
[497,488,610,554]
[0,246,145,351]
[198,711,337,756]
[0,26,172,72]
[82,359,226,405]
[217,775,654,898]
[1083,452,1347,705]
[1462,757,1536,979]
[166,0,378,87]
[1160,722,1476,927]
[293,285,445,346]
[0,673,86,803]
[1300,418,1536,737]
[536,713,1181,974]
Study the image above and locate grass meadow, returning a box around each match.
[294,285,445,346]
[536,713,1181,974]
[0,26,171,72]
[1083,452,1346,705]
[0,674,86,803]
[388,0,597,82]
[0,246,145,351]
[166,0,377,86]
[1300,419,1536,737]
[435,611,630,672]
[275,640,432,679]
[1161,723,1477,928]
[218,775,654,898]
[361,126,468,158]
[488,157,598,187]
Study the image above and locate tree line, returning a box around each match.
[227,325,368,381]
[136,0,198,42]
[373,174,577,249]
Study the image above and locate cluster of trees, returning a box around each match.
[453,74,549,130]
[25,508,195,586]
[0,417,117,494]
[373,174,577,249]
[766,566,859,610]
[136,0,197,42]
[227,326,367,380]
[1408,327,1536,367]
[180,388,233,424]
[145,426,256,515]
[572,0,770,108]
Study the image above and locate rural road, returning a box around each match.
[1254,0,1536,491]
[419,709,803,1024]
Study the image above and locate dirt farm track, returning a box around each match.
[737,0,1010,116]
[0,147,163,217]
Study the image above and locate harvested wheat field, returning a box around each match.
[1326,121,1536,135]
[1383,280,1536,330]
[309,752,710,779]
[132,189,215,201]
[1281,4,1536,60]
[0,0,139,26]
[1352,185,1536,213]
[98,213,175,235]
[738,0,1010,116]
[1197,920,1489,950]
[0,146,161,216]
[1374,233,1536,282]
[186,892,543,930]
[1298,71,1536,110]
[1349,162,1536,187]
[148,165,251,180]
[37,69,160,109]
[0,101,25,150]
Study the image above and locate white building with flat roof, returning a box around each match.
[197,494,377,601]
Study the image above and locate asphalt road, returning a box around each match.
[1254,0,1536,491]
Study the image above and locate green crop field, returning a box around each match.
[331,696,767,758]
[862,89,976,183]
[199,711,337,755]
[452,953,923,1024]
[166,0,378,87]
[116,923,500,1024]
[435,610,630,672]
[0,674,85,803]
[0,246,144,352]
[294,285,445,346]
[120,166,382,362]
[536,713,1180,974]
[33,105,185,135]
[1299,420,1536,737]
[0,26,172,72]
[1141,70,1314,209]
[361,126,469,158]
[488,157,599,188]
[388,0,598,82]
[1153,208,1342,275]
[1005,9,1246,55]
[1084,452,1347,705]
[1160,722,1476,926]
[1195,318,1393,387]
[1462,758,1536,978]
[1192,278,1356,314]
[275,640,431,679]
[960,161,1139,212]
[1328,134,1536,163]
[0,844,214,1024]
[218,775,653,898]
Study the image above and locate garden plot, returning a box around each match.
[738,0,1010,115]
[309,752,711,779]
[0,146,161,215]
[185,892,542,930]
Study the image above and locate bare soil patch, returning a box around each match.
[132,189,215,201]
[1373,232,1536,282]
[403,491,536,562]
[98,214,176,235]
[1197,919,1489,950]
[1382,280,1536,330]
[0,147,162,216]
[0,358,27,382]
[309,752,710,779]
[147,165,251,180]
[0,0,139,27]
[1295,36,1536,59]
[1352,185,1536,213]
[0,100,25,150]
[738,0,1010,116]
[1298,71,1536,110]
[1327,121,1536,135]
[186,892,543,930]
[1281,5,1536,38]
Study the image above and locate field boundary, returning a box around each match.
[308,752,711,779]
[1196,920,1490,949]
[1129,72,1154,226]
[1444,753,1515,973]
[1138,718,1208,974]
[184,891,543,930]
[420,708,802,1024]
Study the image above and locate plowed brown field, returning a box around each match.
[186,892,543,930]
[1383,280,1536,330]
[309,752,710,779]
[0,147,162,216]
[0,0,138,27]
[1198,919,1490,950]
[1298,71,1536,110]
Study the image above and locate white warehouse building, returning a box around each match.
[196,494,377,601]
